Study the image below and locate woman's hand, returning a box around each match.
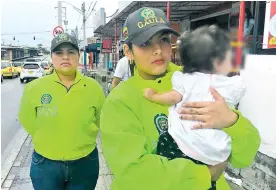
[178,87,238,129]
[208,160,228,181]
[143,88,157,100]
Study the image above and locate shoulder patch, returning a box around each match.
[154,113,168,134]
[41,94,52,104]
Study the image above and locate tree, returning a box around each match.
[37,44,43,49]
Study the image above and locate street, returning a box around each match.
[1,56,46,164]
[1,75,25,161]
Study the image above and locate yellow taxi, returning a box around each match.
[1,69,3,83]
[12,62,23,76]
[1,60,17,78]
[41,61,53,75]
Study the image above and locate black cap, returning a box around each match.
[122,7,179,46]
[51,33,79,52]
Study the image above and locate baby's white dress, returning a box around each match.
[168,71,246,165]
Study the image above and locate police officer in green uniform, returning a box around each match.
[100,7,260,190]
[19,33,105,190]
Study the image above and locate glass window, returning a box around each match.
[23,64,40,69]
[25,59,37,62]
[1,62,11,69]
[13,62,22,67]
[41,62,48,69]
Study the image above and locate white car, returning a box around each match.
[20,62,46,83]
[24,58,44,64]
[25,58,41,62]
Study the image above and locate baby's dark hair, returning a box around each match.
[178,25,231,74]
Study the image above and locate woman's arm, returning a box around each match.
[100,96,213,190]
[223,110,261,168]
[18,84,36,136]
[143,88,182,105]
[178,87,261,168]
[95,85,105,127]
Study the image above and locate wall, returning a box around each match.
[170,22,181,44]
[79,52,89,66]
[180,18,191,33]
[9,50,12,60]
[1,49,11,60]
[92,8,106,30]
[239,55,276,159]
[226,54,276,190]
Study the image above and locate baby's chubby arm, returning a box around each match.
[143,88,183,105]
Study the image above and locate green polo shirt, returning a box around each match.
[19,70,105,160]
[100,63,261,190]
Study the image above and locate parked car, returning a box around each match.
[41,61,53,75]
[1,60,17,78]
[20,62,46,83]
[1,70,3,83]
[34,58,43,62]
[12,62,23,76]
[25,58,40,63]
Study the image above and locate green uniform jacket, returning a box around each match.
[100,63,261,190]
[19,70,105,160]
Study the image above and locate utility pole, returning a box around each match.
[252,1,260,54]
[75,26,79,41]
[63,7,68,32]
[82,2,87,70]
[55,1,91,70]
[82,2,86,49]
[58,1,63,27]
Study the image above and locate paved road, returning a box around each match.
[1,76,26,165]
[1,56,47,163]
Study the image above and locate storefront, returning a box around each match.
[93,1,227,69]
[94,1,275,70]
[1,48,10,60]
[1,46,25,61]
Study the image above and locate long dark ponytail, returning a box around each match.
[126,42,135,77]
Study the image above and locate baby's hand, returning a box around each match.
[143,88,157,100]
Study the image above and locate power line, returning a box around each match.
[2,31,52,36]
[2,16,99,36]
[86,1,93,17]
[76,14,81,27]
[106,9,119,18]
[1,26,94,36]
[85,1,97,21]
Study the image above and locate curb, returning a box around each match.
[1,128,28,186]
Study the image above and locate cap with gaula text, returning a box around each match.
[122,7,179,46]
[51,33,79,52]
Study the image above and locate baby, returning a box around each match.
[144,25,246,167]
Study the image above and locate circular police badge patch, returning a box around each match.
[154,113,168,134]
[41,94,52,104]
[141,8,155,20]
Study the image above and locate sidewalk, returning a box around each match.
[1,133,243,190]
[1,135,113,190]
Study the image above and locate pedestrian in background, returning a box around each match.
[111,53,132,90]
[19,33,105,190]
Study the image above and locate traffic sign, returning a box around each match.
[53,26,64,37]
